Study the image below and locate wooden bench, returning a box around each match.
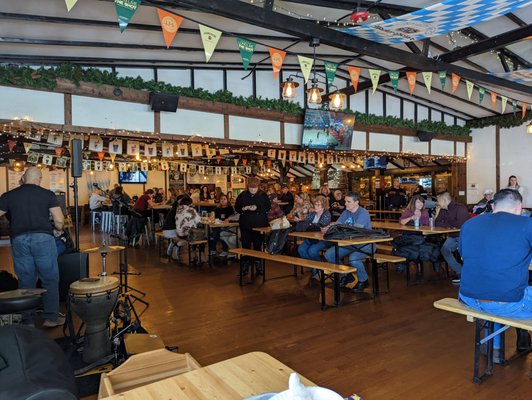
[229,248,356,310]
[434,298,532,383]
[376,244,394,253]
[372,253,406,295]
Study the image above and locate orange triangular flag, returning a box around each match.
[55,147,63,157]
[347,66,361,93]
[156,9,183,49]
[451,73,460,94]
[491,92,497,108]
[97,151,105,161]
[523,103,528,119]
[406,72,417,95]
[8,140,16,152]
[269,48,286,78]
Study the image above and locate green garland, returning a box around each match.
[0,63,471,136]
[466,112,532,130]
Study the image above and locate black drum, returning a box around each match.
[69,276,119,364]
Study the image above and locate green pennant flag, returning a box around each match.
[438,71,447,90]
[236,37,256,71]
[466,80,474,100]
[199,24,222,63]
[478,87,486,104]
[324,62,338,87]
[422,72,432,94]
[512,99,517,116]
[389,71,400,93]
[298,55,314,84]
[114,0,141,33]
[368,69,381,94]
[65,0,78,12]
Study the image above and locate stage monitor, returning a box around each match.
[301,109,354,151]
[118,171,147,184]
[364,156,388,170]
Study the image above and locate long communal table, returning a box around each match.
[101,351,316,400]
[371,221,461,235]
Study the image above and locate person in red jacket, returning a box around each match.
[435,192,470,283]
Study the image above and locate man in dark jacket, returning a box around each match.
[278,183,294,215]
[435,192,470,283]
[235,178,270,274]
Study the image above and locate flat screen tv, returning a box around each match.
[301,109,354,150]
[364,156,387,170]
[118,171,147,184]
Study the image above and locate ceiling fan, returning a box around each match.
[337,0,383,24]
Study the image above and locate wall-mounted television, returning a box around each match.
[364,156,388,170]
[301,109,354,151]
[118,171,147,184]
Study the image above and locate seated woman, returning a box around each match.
[267,193,285,222]
[209,194,235,257]
[297,195,331,280]
[399,195,430,227]
[111,186,131,216]
[291,192,312,222]
[162,194,189,259]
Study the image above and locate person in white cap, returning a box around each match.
[472,188,495,215]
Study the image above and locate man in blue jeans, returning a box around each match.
[0,167,65,327]
[323,192,373,292]
[459,189,532,361]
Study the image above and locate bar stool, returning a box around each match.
[100,211,114,233]
[91,211,102,231]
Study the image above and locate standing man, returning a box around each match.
[0,167,65,327]
[435,192,469,283]
[459,189,531,357]
[385,179,408,210]
[323,192,373,292]
[279,183,294,215]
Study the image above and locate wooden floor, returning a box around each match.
[2,227,531,399]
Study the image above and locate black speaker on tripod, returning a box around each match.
[70,139,82,178]
[149,93,179,112]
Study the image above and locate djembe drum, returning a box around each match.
[69,276,119,363]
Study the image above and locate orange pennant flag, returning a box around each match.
[347,66,361,93]
[242,159,248,166]
[406,72,417,95]
[156,8,183,49]
[97,152,105,161]
[451,73,460,94]
[491,92,497,108]
[523,103,528,119]
[269,48,286,78]
[55,147,63,157]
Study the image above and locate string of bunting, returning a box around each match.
[63,0,531,118]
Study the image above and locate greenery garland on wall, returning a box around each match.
[465,113,532,130]
[0,63,475,137]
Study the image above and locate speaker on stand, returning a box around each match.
[70,139,82,252]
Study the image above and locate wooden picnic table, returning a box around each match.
[372,221,461,235]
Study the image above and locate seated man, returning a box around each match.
[459,189,532,358]
[323,191,372,292]
[435,192,469,283]
[89,187,107,212]
[471,188,494,215]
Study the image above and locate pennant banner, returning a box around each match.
[269,48,286,78]
[501,96,508,114]
[347,66,361,93]
[42,154,53,166]
[145,143,157,158]
[114,0,141,33]
[199,24,222,63]
[479,87,486,104]
[177,143,188,157]
[298,55,314,84]
[47,133,64,146]
[23,143,33,154]
[8,140,16,152]
[127,140,140,156]
[451,73,460,94]
[324,62,338,86]
[389,71,400,93]
[162,143,174,157]
[368,69,381,94]
[65,0,78,12]
[109,139,122,154]
[438,71,447,90]
[157,8,183,49]
[89,136,103,152]
[466,80,474,100]
[406,71,417,95]
[491,92,497,108]
[512,99,517,116]
[523,103,528,119]
[422,72,432,94]
[236,37,256,71]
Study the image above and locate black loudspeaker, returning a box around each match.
[149,92,179,112]
[417,130,435,142]
[70,139,83,177]
[58,252,89,301]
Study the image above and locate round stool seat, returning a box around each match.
[0,289,46,314]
